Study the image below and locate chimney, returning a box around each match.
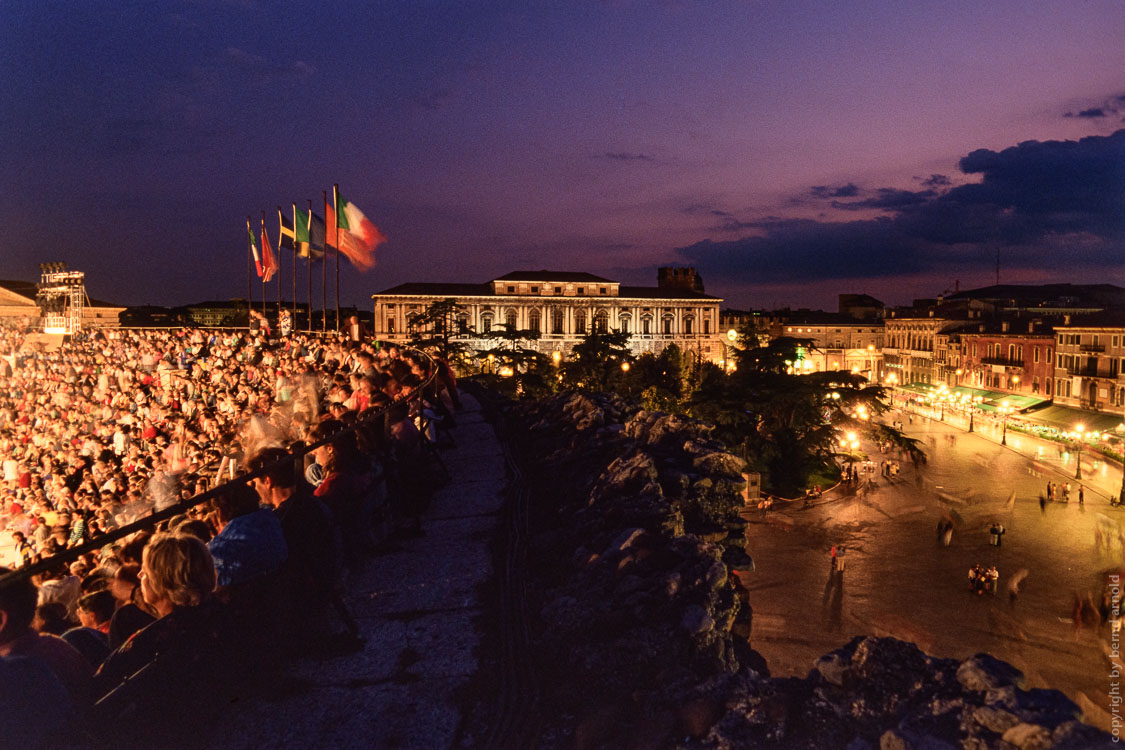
[1064,314,1071,325]
[657,267,705,293]
[1001,321,1009,333]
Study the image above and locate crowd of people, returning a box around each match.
[0,321,460,747]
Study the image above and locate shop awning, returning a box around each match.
[1020,404,1125,434]
[999,394,1049,411]
[897,383,933,395]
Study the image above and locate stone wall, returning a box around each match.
[513,391,1111,749]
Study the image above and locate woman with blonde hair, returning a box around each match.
[92,532,229,746]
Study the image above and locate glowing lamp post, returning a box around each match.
[967,395,983,433]
[1074,423,1085,480]
[998,401,1012,446]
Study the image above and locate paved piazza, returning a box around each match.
[744,407,1122,730]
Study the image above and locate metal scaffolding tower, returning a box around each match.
[36,262,88,335]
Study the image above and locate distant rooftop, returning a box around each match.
[493,270,614,283]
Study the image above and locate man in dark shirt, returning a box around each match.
[246,448,342,651]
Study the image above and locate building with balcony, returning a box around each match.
[1052,312,1125,414]
[957,319,1055,397]
[371,267,724,364]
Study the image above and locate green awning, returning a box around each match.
[897,383,933,395]
[950,386,1008,401]
[1020,404,1125,434]
[999,394,1049,411]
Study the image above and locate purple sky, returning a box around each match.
[3,1,1124,311]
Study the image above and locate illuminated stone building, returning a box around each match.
[371,267,724,363]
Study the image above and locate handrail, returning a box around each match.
[0,340,438,588]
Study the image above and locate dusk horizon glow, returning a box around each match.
[3,1,1124,312]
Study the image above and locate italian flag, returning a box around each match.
[333,186,385,271]
[247,221,263,277]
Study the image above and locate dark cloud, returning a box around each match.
[598,152,655,162]
[676,130,1125,286]
[918,173,951,187]
[809,183,859,199]
[831,188,935,211]
[1062,90,1125,119]
[681,202,754,232]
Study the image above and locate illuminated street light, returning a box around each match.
[998,400,1013,446]
[1074,423,1085,479]
[620,361,630,373]
[552,350,562,365]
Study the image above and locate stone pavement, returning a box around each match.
[206,393,505,749]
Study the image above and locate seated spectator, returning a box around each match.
[106,563,156,650]
[61,590,115,667]
[207,483,287,589]
[309,420,374,568]
[247,447,343,651]
[92,533,231,747]
[32,601,72,636]
[0,567,93,710]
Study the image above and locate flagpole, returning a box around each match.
[333,184,341,332]
[270,210,280,320]
[259,214,267,320]
[289,206,296,328]
[321,191,328,333]
[246,217,252,331]
[305,201,313,333]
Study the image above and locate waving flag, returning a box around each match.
[333,186,385,271]
[294,207,326,260]
[260,223,278,282]
[278,208,296,251]
[247,221,263,277]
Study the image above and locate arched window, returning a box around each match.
[663,317,673,335]
[641,315,652,335]
[575,310,586,334]
[505,310,517,330]
[528,309,541,333]
[481,314,493,334]
[551,307,564,334]
[619,314,631,334]
[684,316,694,335]
[594,311,608,334]
[457,315,469,334]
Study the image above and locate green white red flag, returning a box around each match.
[333,186,385,271]
[247,220,263,277]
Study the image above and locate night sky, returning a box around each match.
[3,1,1124,311]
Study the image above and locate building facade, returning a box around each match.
[1052,313,1125,414]
[775,314,883,379]
[958,321,1055,397]
[371,268,725,364]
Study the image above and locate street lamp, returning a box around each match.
[998,400,1012,446]
[1074,423,1085,479]
[968,395,983,432]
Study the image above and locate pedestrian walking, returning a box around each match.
[989,521,1005,547]
[1078,485,1084,504]
[1039,494,1046,513]
[830,544,837,571]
